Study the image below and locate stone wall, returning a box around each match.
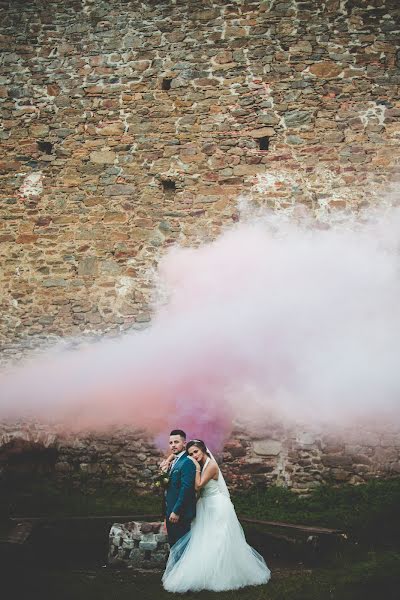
[223,424,400,492]
[0,0,399,361]
[1,1,400,488]
[1,421,399,494]
[0,422,162,491]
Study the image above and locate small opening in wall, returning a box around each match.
[37,141,53,154]
[0,439,58,477]
[161,179,176,194]
[258,137,269,151]
[162,78,172,91]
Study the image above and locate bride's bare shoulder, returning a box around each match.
[208,459,219,472]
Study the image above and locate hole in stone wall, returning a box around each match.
[37,141,53,154]
[161,179,176,194]
[162,78,172,91]
[258,137,270,151]
[0,439,58,477]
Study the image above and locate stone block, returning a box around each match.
[321,455,352,468]
[47,83,61,96]
[104,184,136,196]
[284,110,313,127]
[295,433,317,446]
[233,164,266,176]
[117,546,128,559]
[290,41,312,54]
[128,548,146,564]
[96,123,125,136]
[248,127,275,138]
[253,440,282,456]
[228,446,247,458]
[42,278,67,287]
[30,124,50,137]
[242,459,274,474]
[149,551,168,565]
[0,234,15,242]
[90,150,116,164]
[103,212,127,223]
[351,454,372,466]
[16,234,38,244]
[78,257,98,276]
[259,113,280,126]
[330,468,350,482]
[139,540,158,551]
[309,62,343,78]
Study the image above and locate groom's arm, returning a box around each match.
[172,459,196,516]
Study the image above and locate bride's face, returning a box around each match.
[188,445,204,463]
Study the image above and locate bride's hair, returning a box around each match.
[186,439,211,457]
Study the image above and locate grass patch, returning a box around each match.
[0,475,162,518]
[2,550,399,600]
[2,475,400,545]
[232,478,400,543]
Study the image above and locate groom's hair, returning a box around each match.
[170,429,186,439]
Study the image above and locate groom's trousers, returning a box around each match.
[166,517,191,547]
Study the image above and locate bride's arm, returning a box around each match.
[191,459,218,491]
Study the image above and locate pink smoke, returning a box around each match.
[1,204,400,450]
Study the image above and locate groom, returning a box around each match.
[162,429,197,547]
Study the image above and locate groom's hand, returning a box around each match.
[169,512,180,524]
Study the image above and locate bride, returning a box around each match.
[162,439,271,593]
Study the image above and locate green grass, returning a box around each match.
[1,476,399,599]
[0,475,163,517]
[233,478,400,543]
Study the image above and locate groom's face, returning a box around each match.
[169,435,186,455]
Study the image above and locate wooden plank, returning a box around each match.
[238,516,344,535]
[9,514,344,538]
[10,514,161,523]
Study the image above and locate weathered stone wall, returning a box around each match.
[223,424,400,492]
[1,1,400,487]
[1,421,399,494]
[1,0,400,361]
[0,422,162,491]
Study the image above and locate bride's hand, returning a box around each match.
[188,456,201,471]
[160,453,175,472]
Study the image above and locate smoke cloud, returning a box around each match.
[1,201,400,450]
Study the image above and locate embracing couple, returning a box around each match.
[160,429,271,593]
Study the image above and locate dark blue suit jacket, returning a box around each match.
[165,454,196,522]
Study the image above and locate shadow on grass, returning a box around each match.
[2,549,399,600]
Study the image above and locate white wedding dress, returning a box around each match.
[162,458,271,592]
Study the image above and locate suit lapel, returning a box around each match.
[170,453,185,473]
